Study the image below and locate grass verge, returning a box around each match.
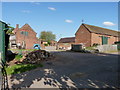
[5,64,43,75]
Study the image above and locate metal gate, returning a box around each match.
[0,21,9,90]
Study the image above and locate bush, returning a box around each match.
[114,41,120,44]
[44,43,49,46]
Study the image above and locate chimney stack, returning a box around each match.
[16,24,19,29]
[13,24,19,34]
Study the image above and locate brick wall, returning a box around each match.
[91,33,102,46]
[58,43,74,50]
[91,33,119,46]
[75,24,119,47]
[75,24,91,47]
[108,36,118,45]
[16,29,39,49]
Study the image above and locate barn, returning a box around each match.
[58,37,75,50]
[75,23,120,47]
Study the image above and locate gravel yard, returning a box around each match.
[7,51,119,89]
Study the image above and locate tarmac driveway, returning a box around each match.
[8,51,119,89]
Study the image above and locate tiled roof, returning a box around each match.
[82,24,119,37]
[20,24,36,34]
[58,37,75,43]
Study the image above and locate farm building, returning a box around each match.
[58,37,75,50]
[75,23,120,47]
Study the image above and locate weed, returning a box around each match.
[15,54,23,61]
[5,64,43,75]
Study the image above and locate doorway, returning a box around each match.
[101,36,108,45]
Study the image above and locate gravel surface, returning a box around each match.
[8,51,119,89]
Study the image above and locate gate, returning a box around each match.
[0,21,9,90]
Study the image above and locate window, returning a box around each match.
[20,31,28,36]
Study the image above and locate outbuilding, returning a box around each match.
[58,37,75,50]
[75,23,120,47]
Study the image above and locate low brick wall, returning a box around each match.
[45,46,56,51]
[96,45,118,52]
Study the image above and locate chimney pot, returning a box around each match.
[16,24,19,29]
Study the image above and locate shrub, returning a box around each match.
[114,41,120,44]
[44,43,49,46]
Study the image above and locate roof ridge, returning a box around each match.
[58,37,75,43]
[20,23,31,28]
[83,23,118,32]
[62,37,75,38]
[82,23,119,36]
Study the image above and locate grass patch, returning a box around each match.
[9,49,37,54]
[9,49,36,51]
[15,54,23,61]
[85,46,96,50]
[6,64,43,75]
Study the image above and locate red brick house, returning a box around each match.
[75,23,120,47]
[58,37,75,50]
[13,24,41,49]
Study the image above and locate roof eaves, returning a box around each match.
[82,24,92,33]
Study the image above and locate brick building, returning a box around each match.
[58,37,75,50]
[12,24,41,49]
[50,40,57,46]
[75,23,120,47]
